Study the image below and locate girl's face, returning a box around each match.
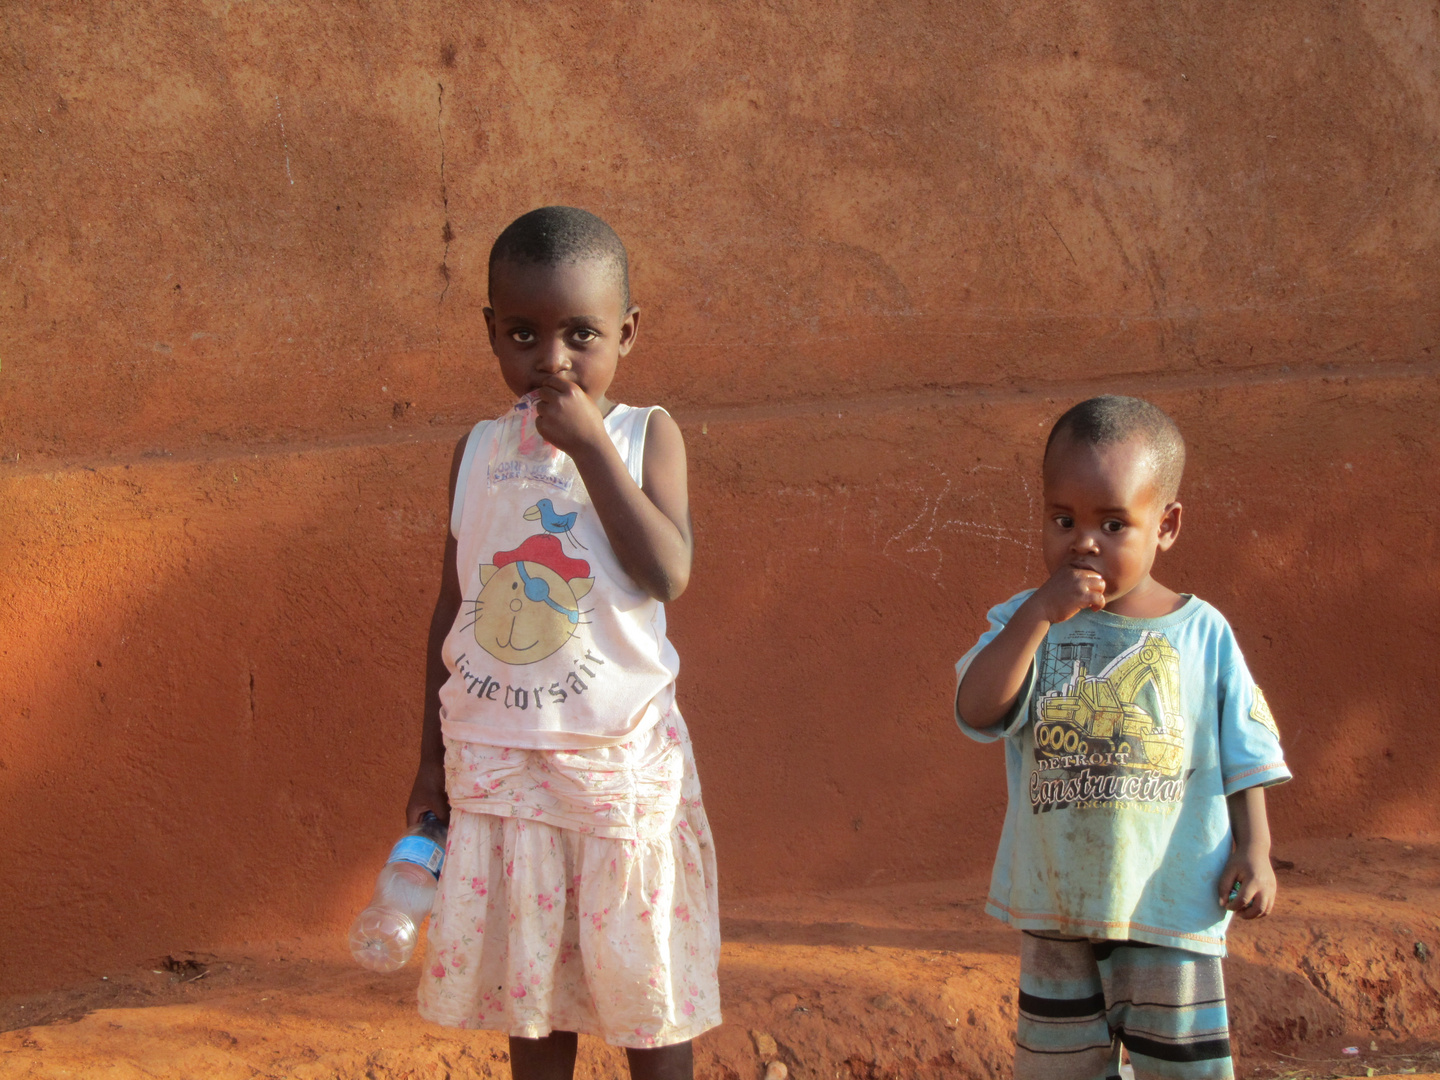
[484,258,639,413]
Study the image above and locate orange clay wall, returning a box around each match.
[1,2,1437,994]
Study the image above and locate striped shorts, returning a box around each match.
[1014,932,1234,1080]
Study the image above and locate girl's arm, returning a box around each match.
[536,378,692,601]
[404,434,467,827]
[1218,785,1277,918]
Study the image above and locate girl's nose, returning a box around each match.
[537,344,571,374]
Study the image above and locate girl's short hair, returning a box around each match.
[488,206,630,309]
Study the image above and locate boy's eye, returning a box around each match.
[1052,515,1073,529]
[570,328,598,344]
[1102,520,1126,533]
[510,329,535,343]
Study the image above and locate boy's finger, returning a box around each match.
[1239,879,1262,916]
[1220,876,1241,908]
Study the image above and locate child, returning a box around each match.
[406,207,721,1080]
[954,396,1289,1080]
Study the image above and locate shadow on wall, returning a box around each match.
[0,441,454,995]
[2,376,1439,997]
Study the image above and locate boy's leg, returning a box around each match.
[625,1040,693,1080]
[1015,932,1121,1080]
[509,1031,578,1080]
[1093,941,1234,1080]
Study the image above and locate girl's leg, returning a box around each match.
[509,1031,578,1080]
[625,1040,693,1080]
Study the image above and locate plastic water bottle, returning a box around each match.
[348,812,448,973]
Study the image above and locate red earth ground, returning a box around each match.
[1,837,1436,1080]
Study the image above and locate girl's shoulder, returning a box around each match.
[606,404,678,487]
[450,419,496,539]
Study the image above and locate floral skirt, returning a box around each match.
[417,707,721,1048]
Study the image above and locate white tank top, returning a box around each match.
[439,400,680,749]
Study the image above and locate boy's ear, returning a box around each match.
[617,305,641,357]
[483,306,498,350]
[1157,501,1183,551]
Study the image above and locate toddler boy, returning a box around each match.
[955,396,1290,1080]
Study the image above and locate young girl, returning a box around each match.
[406,207,721,1080]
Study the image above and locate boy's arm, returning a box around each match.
[404,435,467,827]
[536,378,692,601]
[1218,784,1276,919]
[957,568,1106,728]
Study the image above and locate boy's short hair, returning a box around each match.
[488,206,631,309]
[1045,396,1186,501]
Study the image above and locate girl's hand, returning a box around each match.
[406,758,450,827]
[1027,565,1106,625]
[533,375,608,456]
[1217,844,1277,919]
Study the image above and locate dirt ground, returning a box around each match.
[1,837,1436,1080]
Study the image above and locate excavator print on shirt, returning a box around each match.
[1029,631,1191,812]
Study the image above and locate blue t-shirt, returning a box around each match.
[955,592,1290,956]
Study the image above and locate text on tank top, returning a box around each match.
[438,401,680,750]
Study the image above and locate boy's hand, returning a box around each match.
[1027,564,1107,625]
[533,375,609,456]
[1217,844,1276,919]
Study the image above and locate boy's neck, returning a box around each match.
[1105,575,1185,619]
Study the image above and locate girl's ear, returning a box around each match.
[483,306,498,350]
[617,305,641,357]
[1157,501,1183,551]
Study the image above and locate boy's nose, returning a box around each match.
[1072,532,1101,553]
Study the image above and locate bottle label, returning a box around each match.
[388,836,445,878]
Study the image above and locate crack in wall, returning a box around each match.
[437,82,451,307]
[2,359,1433,477]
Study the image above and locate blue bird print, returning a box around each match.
[523,498,588,550]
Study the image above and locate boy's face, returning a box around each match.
[484,257,638,410]
[1041,434,1182,609]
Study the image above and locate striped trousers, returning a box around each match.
[1014,932,1234,1080]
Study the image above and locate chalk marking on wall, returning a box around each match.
[872,469,1037,583]
[274,95,293,185]
[881,478,953,580]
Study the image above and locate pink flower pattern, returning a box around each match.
[417,707,720,1049]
